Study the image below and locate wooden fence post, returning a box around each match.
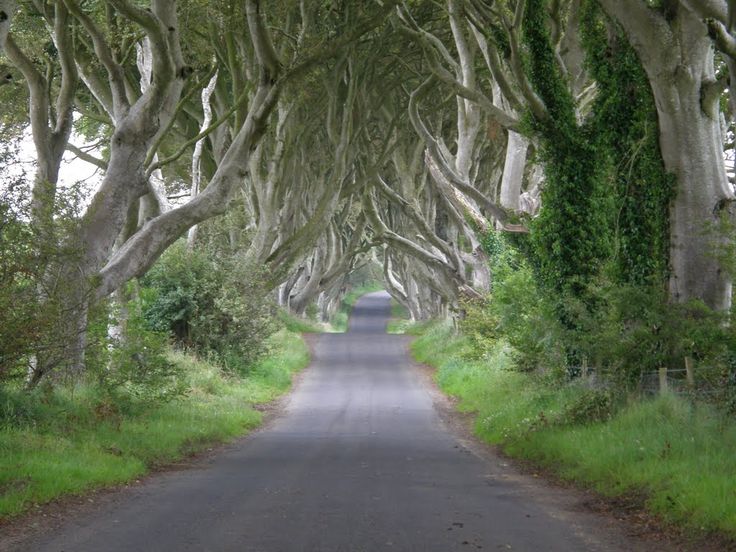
[658,366,668,393]
[684,357,695,388]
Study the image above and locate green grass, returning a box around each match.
[386,299,414,334]
[329,282,383,332]
[278,308,326,333]
[0,328,309,520]
[411,321,736,538]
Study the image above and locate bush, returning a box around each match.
[570,281,734,391]
[458,296,499,361]
[95,301,186,408]
[211,255,279,372]
[470,234,565,374]
[474,232,736,406]
[140,242,278,375]
[559,388,617,425]
[0,177,92,386]
[139,243,217,345]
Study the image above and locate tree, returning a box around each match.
[598,0,735,310]
[1,0,399,383]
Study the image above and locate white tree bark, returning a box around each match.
[137,39,172,213]
[188,69,219,248]
[0,1,14,55]
[499,131,529,212]
[2,3,77,231]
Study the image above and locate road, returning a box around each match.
[14,291,658,551]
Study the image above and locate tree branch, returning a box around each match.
[707,17,736,58]
[66,143,108,170]
[63,0,129,118]
[245,0,281,79]
[0,0,15,55]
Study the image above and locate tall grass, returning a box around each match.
[412,321,736,537]
[278,308,325,334]
[0,328,309,519]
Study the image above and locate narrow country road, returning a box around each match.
[13,292,660,551]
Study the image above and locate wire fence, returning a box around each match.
[576,361,733,404]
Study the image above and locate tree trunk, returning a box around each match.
[599,1,735,310]
[647,28,734,309]
[499,131,529,211]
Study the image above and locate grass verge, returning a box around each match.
[0,328,309,520]
[278,308,326,333]
[411,321,736,538]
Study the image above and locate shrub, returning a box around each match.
[0,177,93,386]
[90,299,187,410]
[473,234,565,374]
[474,232,736,407]
[140,242,278,375]
[571,281,734,390]
[458,296,499,361]
[140,243,218,345]
[210,255,278,373]
[559,388,617,426]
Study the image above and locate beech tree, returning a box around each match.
[3,0,736,385]
[598,0,735,310]
[0,0,399,381]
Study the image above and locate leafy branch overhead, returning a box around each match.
[0,0,735,384]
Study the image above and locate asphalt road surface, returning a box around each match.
[13,292,658,552]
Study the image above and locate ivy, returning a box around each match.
[523,0,613,302]
[521,0,673,292]
[517,0,673,368]
[579,1,674,286]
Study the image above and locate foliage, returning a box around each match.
[140,241,279,375]
[139,243,217,344]
[523,1,672,296]
[0,183,38,383]
[571,282,734,390]
[560,388,617,425]
[93,300,187,408]
[467,233,565,373]
[515,1,674,373]
[523,0,613,304]
[0,174,93,385]
[473,232,736,407]
[579,1,674,286]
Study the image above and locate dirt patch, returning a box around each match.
[0,478,30,498]
[404,336,736,552]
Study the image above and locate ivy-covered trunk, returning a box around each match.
[599,1,735,311]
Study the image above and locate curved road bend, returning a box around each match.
[17,292,658,552]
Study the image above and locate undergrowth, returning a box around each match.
[386,298,414,334]
[411,321,736,537]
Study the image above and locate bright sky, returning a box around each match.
[6,125,103,207]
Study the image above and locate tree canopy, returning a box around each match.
[2,0,736,384]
